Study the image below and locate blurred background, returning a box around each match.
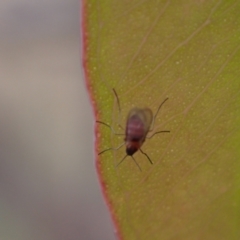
[0,0,115,239]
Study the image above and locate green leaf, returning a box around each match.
[82,0,240,239]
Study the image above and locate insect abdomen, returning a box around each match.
[125,115,145,141]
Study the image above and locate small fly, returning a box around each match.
[97,89,169,171]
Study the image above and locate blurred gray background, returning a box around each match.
[0,1,115,239]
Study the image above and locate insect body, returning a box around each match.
[97,89,169,171]
[125,108,152,156]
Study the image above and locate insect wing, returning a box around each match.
[126,108,153,138]
[141,108,153,134]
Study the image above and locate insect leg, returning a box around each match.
[98,142,125,155]
[96,88,124,134]
[139,148,153,165]
[149,97,169,131]
[96,121,125,135]
[146,130,170,139]
[112,88,121,113]
[112,88,124,130]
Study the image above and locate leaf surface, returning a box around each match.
[82,1,240,239]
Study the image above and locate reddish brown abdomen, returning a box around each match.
[125,115,145,142]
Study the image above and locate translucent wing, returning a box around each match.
[126,108,153,137]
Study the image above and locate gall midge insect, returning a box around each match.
[97,89,170,171]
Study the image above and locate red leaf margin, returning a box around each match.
[80,1,122,239]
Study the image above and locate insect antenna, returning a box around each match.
[139,148,153,164]
[150,97,169,131]
[116,154,142,171]
[130,155,142,171]
[116,154,128,167]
